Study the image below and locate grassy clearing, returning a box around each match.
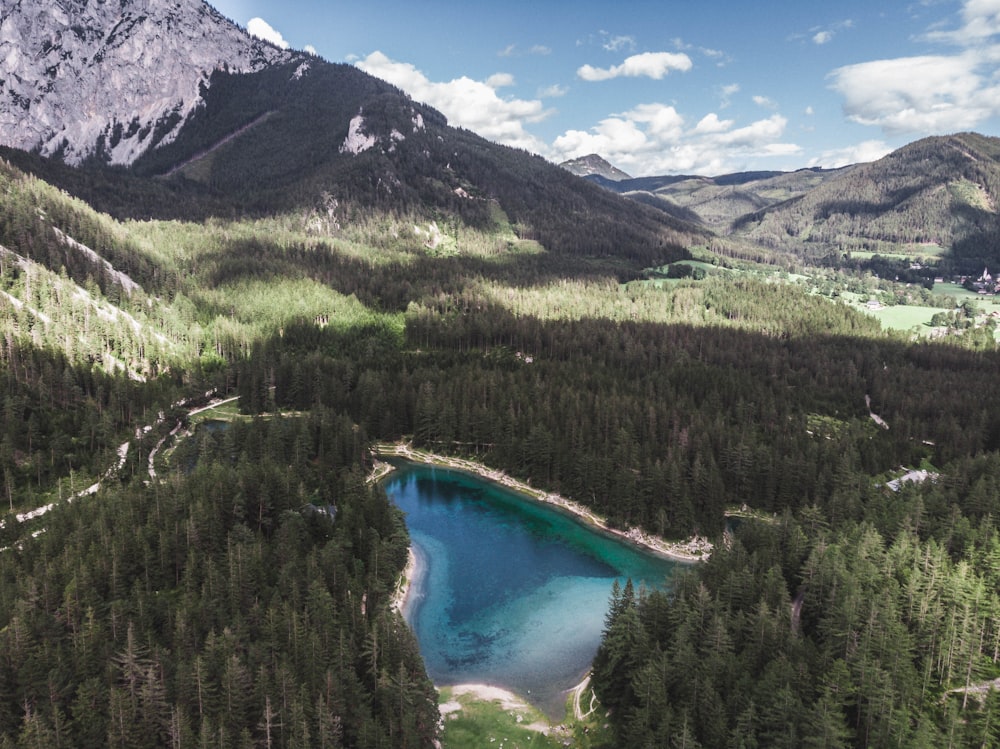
[806,413,851,439]
[188,398,243,426]
[935,282,999,305]
[439,689,562,749]
[857,303,948,333]
[438,686,611,749]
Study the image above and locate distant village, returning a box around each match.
[963,267,1000,295]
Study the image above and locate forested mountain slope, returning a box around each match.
[1,2,999,747]
[733,133,1000,269]
[577,133,1000,273]
[572,166,841,232]
[4,133,1000,744]
[1,0,702,267]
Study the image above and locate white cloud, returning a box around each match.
[694,113,734,134]
[924,0,1000,44]
[603,34,637,52]
[247,17,289,50]
[829,51,1000,134]
[808,140,892,168]
[627,103,685,140]
[355,51,549,152]
[304,44,317,55]
[538,84,569,98]
[793,19,853,46]
[499,44,552,58]
[753,95,778,110]
[712,115,789,147]
[487,73,515,88]
[551,104,798,176]
[673,38,730,65]
[718,83,740,108]
[577,52,693,81]
[829,2,1000,136]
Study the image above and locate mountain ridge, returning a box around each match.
[0,0,704,266]
[0,0,292,165]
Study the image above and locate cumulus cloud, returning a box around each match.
[694,113,734,134]
[355,51,549,152]
[829,51,1000,134]
[924,0,1000,44]
[304,44,317,55]
[808,140,892,168]
[247,17,289,49]
[753,95,778,110]
[577,51,693,81]
[551,104,798,175]
[627,103,685,140]
[813,31,834,45]
[829,1,1000,135]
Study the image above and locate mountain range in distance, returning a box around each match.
[561,136,1000,273]
[2,0,1000,275]
[1,3,1000,747]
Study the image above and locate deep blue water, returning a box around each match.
[382,462,680,718]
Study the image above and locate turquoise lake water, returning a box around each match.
[381,462,680,718]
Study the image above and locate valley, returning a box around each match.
[0,1,999,747]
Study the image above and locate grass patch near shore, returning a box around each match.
[438,687,610,749]
[439,688,560,749]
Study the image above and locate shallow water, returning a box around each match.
[382,462,680,718]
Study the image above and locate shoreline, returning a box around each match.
[391,543,425,620]
[372,442,712,563]
[439,683,556,736]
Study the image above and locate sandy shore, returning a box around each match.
[391,545,426,620]
[372,442,712,563]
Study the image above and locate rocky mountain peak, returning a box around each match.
[559,153,632,182]
[0,0,293,165]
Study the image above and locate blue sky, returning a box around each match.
[208,0,1000,176]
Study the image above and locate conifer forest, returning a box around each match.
[1,76,1000,748]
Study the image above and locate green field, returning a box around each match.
[935,282,1000,304]
[858,303,948,333]
[847,243,947,261]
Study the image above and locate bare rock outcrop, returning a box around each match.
[0,0,293,164]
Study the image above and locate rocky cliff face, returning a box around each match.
[0,0,293,165]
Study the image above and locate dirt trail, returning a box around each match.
[570,676,597,720]
[4,390,232,534]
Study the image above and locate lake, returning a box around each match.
[381,461,680,718]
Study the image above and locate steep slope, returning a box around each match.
[732,133,1000,269]
[130,59,705,263]
[0,1,703,266]
[0,0,291,165]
